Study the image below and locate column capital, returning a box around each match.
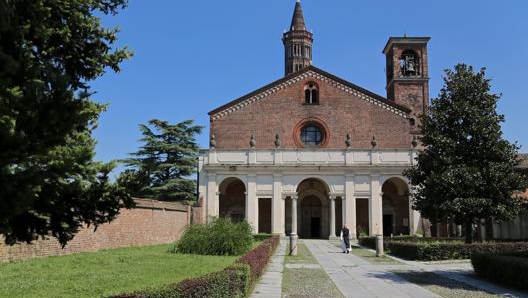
[329,193,344,200]
[281,192,298,200]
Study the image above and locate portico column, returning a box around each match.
[341,197,346,227]
[329,195,336,239]
[291,194,298,235]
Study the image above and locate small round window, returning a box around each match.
[301,123,324,146]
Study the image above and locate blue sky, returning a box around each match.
[92,0,528,176]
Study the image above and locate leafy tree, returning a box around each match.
[404,64,527,243]
[0,0,134,246]
[120,119,203,201]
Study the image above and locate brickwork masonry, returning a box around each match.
[0,198,199,262]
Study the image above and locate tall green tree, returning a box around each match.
[120,119,203,201]
[0,0,134,246]
[404,64,527,243]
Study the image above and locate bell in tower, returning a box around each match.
[383,37,430,134]
[400,50,419,76]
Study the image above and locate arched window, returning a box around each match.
[399,50,420,77]
[304,82,319,104]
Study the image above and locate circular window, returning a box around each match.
[293,118,329,148]
[301,124,323,146]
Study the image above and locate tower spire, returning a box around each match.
[290,0,306,31]
[282,1,313,76]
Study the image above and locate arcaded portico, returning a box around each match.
[199,149,420,240]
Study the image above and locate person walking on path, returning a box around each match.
[340,225,350,253]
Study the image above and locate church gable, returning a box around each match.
[209,66,415,150]
[209,66,409,121]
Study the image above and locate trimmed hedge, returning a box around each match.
[238,239,272,282]
[358,236,462,248]
[359,236,528,261]
[176,263,250,298]
[388,241,528,261]
[472,252,528,291]
[358,236,376,249]
[253,233,272,241]
[108,235,280,298]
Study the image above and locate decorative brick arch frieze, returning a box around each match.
[211,70,408,121]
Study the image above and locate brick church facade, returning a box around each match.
[198,1,431,240]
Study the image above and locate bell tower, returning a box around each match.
[383,37,430,134]
[282,0,313,76]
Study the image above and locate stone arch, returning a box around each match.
[218,177,246,222]
[382,177,410,236]
[296,178,331,239]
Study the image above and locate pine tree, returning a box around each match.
[120,119,203,201]
[0,0,133,246]
[404,64,527,243]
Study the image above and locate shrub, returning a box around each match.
[170,218,253,256]
[472,252,528,291]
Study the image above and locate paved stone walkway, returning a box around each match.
[251,238,528,298]
[250,238,286,298]
[304,239,441,298]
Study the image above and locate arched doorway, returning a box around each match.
[300,196,322,238]
[382,177,410,236]
[219,178,246,222]
[296,178,330,239]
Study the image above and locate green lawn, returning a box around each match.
[0,244,238,298]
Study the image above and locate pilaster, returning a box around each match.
[272,174,284,235]
[345,174,356,240]
[206,173,218,221]
[246,174,257,232]
[369,175,383,235]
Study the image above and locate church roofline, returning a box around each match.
[208,65,411,119]
[382,36,431,54]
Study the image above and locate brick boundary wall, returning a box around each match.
[0,198,194,262]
